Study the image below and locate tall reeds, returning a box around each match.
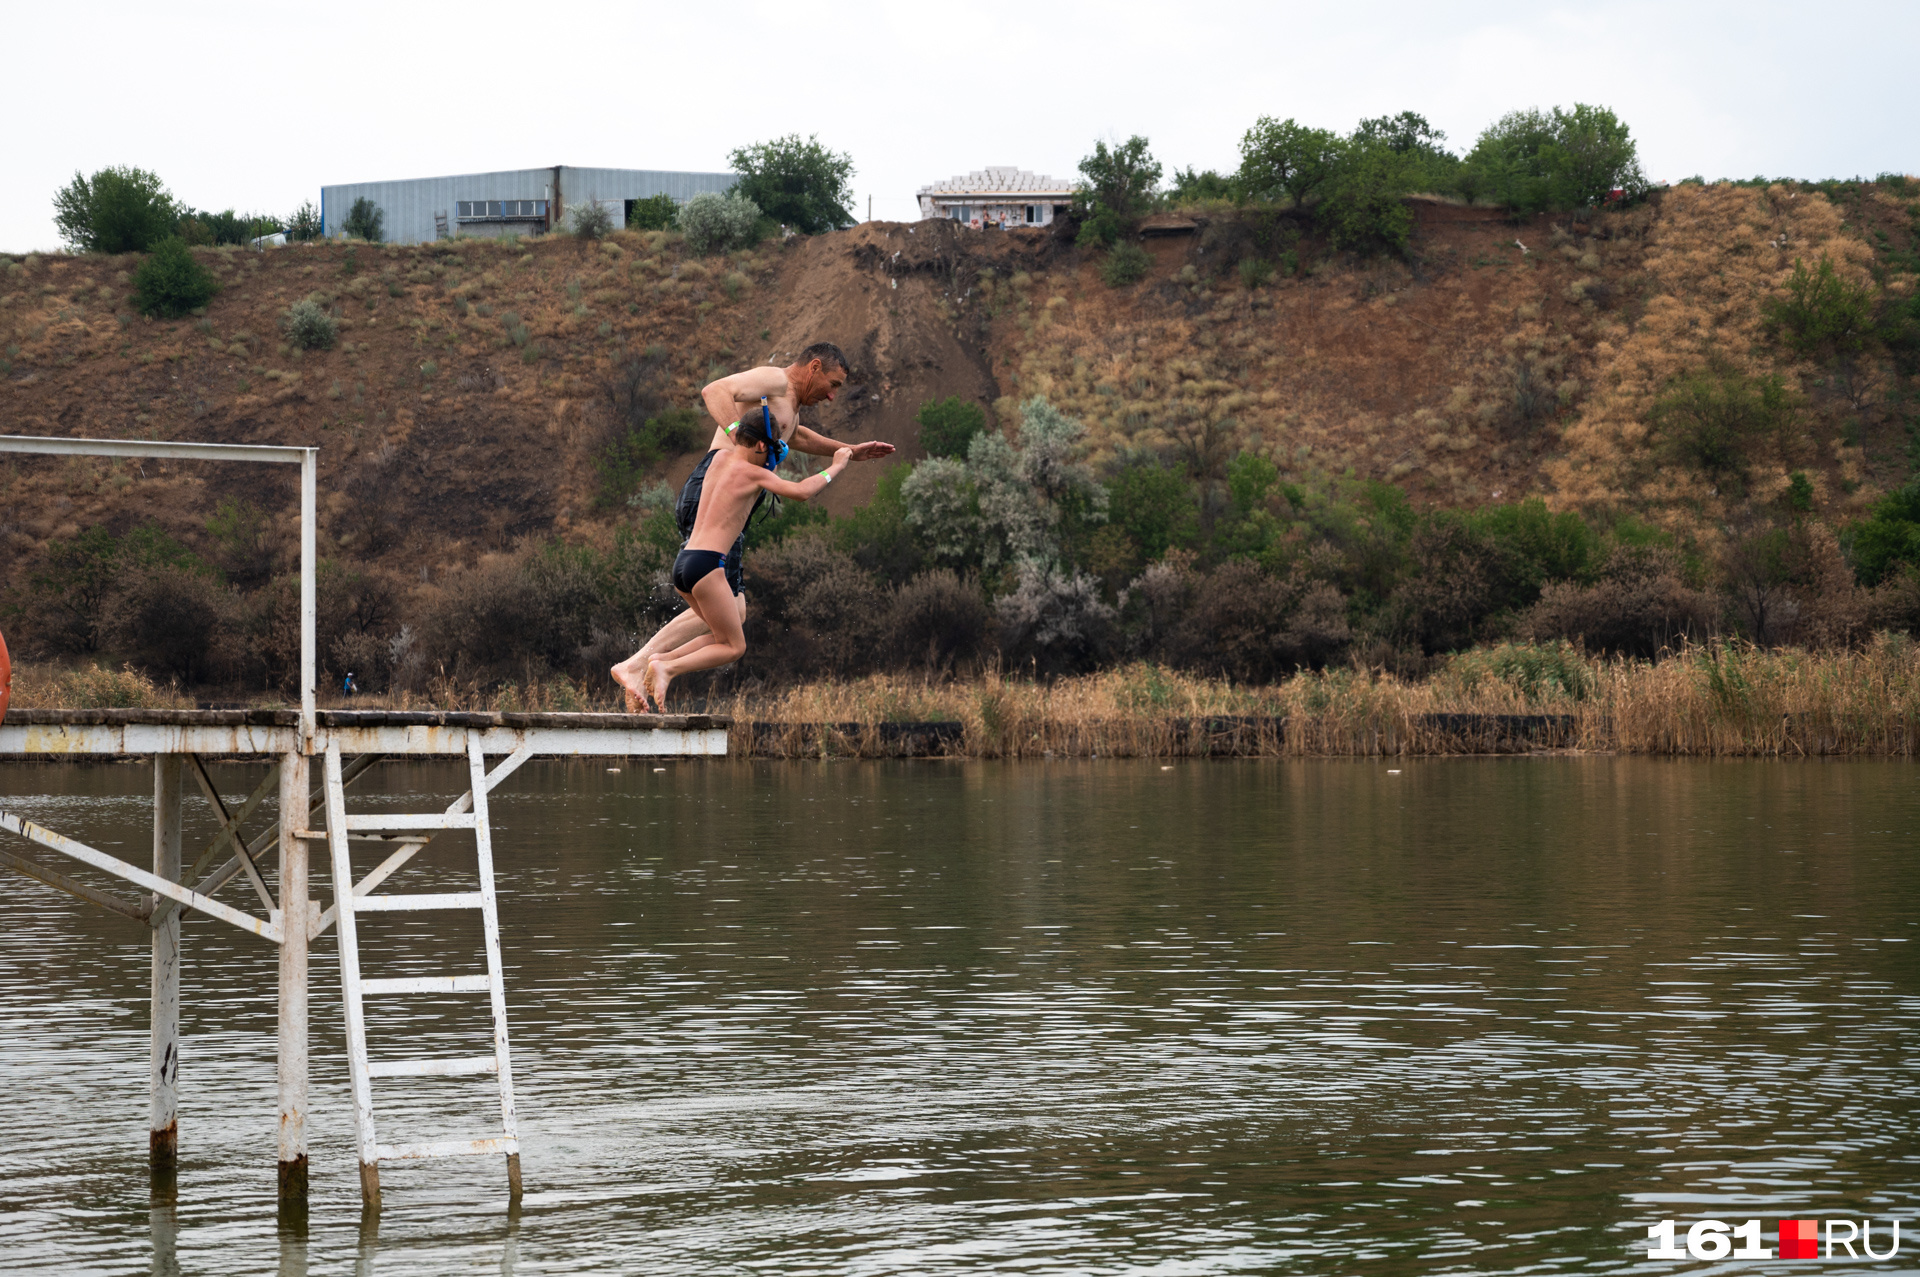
[16,639,1920,758]
[723,637,1920,758]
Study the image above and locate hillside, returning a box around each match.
[3,180,1916,701]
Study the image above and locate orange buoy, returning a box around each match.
[0,627,10,727]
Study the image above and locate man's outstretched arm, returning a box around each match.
[789,424,895,460]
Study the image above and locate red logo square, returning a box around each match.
[1780,1219,1819,1259]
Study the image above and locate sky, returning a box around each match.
[8,0,1918,253]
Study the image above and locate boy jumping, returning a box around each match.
[642,402,854,710]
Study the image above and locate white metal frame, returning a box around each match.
[0,432,727,1214]
[0,435,317,740]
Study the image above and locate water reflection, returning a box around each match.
[0,757,1916,1274]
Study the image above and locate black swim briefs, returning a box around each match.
[676,449,747,596]
[671,548,729,595]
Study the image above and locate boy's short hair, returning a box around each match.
[734,402,777,448]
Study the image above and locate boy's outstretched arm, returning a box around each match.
[754,447,854,502]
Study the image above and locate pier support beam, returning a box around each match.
[277,751,311,1208]
[150,755,183,1188]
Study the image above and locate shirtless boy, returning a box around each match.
[642,404,854,708]
[610,342,894,711]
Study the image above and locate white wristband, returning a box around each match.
[820,470,834,485]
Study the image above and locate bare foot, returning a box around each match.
[646,657,674,712]
[612,661,650,714]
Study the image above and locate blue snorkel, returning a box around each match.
[760,399,788,470]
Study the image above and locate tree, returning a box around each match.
[1352,111,1450,158]
[1237,117,1339,204]
[1168,166,1236,205]
[52,166,177,254]
[727,134,855,234]
[1075,136,1161,246]
[133,237,219,318]
[1466,104,1647,214]
[1316,135,1417,252]
[1078,136,1161,217]
[345,197,384,242]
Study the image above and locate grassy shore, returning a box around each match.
[723,638,1920,758]
[15,639,1920,758]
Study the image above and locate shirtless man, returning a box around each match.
[610,342,894,711]
[643,404,855,708]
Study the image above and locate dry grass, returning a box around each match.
[15,640,1920,759]
[723,638,1920,758]
[8,662,189,710]
[1548,183,1882,530]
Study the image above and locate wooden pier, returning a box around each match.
[0,706,726,1213]
[0,432,728,1216]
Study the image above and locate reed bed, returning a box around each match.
[724,638,1920,758]
[15,639,1920,758]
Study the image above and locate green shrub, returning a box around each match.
[284,299,337,350]
[915,396,986,458]
[626,193,678,231]
[1238,257,1274,288]
[287,200,323,242]
[1445,640,1594,702]
[1651,365,1800,485]
[1764,256,1878,361]
[1100,241,1151,287]
[594,407,703,505]
[677,191,762,256]
[744,492,830,548]
[727,134,856,234]
[345,197,384,242]
[570,201,614,240]
[1786,471,1816,513]
[133,237,219,318]
[52,166,177,254]
[1849,481,1920,584]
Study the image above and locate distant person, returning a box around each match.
[641,402,859,710]
[611,343,894,711]
[343,672,358,697]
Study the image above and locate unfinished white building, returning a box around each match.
[916,166,1078,229]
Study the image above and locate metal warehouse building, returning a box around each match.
[319,165,738,245]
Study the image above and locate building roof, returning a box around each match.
[918,166,1080,198]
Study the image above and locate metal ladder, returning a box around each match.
[322,738,522,1211]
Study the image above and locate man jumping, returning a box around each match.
[610,342,894,711]
[643,403,857,708]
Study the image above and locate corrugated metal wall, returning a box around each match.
[319,166,737,245]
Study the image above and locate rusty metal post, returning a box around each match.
[150,755,183,1185]
[277,751,311,1207]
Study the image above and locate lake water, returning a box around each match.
[0,758,1915,1275]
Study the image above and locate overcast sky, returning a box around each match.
[9,0,1916,252]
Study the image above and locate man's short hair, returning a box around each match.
[797,341,849,374]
